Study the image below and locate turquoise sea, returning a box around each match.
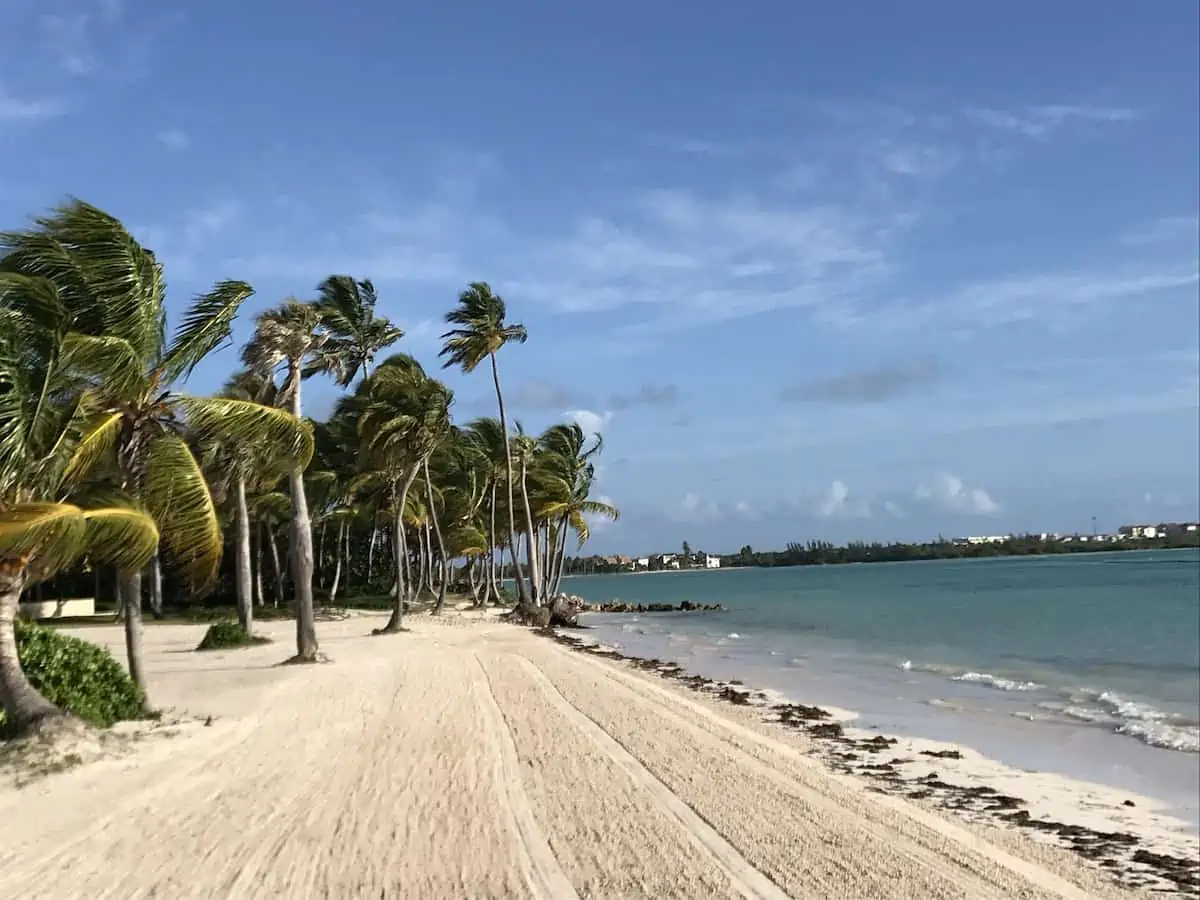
[564,550,1200,822]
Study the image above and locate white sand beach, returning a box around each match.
[0,613,1194,899]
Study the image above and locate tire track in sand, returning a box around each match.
[512,655,791,900]
[550,642,1101,900]
[471,651,579,900]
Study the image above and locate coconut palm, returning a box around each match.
[313,275,403,384]
[463,417,513,604]
[356,354,453,632]
[0,200,312,695]
[439,283,530,602]
[535,423,617,596]
[0,271,159,735]
[242,300,338,661]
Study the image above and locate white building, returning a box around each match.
[704,554,721,569]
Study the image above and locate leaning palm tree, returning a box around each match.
[0,200,312,695]
[356,354,453,632]
[0,270,160,736]
[242,300,336,662]
[439,283,529,600]
[313,275,404,385]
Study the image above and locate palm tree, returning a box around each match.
[313,275,403,384]
[463,417,513,605]
[242,300,335,662]
[0,270,159,735]
[204,371,291,635]
[535,423,617,596]
[356,354,453,632]
[439,283,530,602]
[1,200,312,696]
[511,426,544,604]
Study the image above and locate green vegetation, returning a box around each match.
[196,621,271,652]
[562,531,1200,574]
[0,622,145,733]
[0,197,617,738]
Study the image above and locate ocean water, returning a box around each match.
[563,550,1200,823]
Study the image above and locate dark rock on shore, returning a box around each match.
[581,600,726,614]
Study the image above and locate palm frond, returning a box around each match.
[161,280,255,384]
[81,506,160,572]
[62,332,146,397]
[0,503,87,576]
[177,395,314,469]
[62,409,123,487]
[143,433,222,587]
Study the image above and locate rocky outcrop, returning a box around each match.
[578,599,725,614]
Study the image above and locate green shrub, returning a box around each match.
[1,621,146,731]
[196,620,270,652]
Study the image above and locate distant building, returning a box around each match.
[704,554,721,569]
[953,534,1008,545]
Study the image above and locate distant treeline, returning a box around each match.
[560,532,1200,575]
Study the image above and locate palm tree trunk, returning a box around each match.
[328,522,345,605]
[268,528,283,608]
[254,522,265,608]
[147,553,164,619]
[343,519,353,593]
[367,524,378,585]
[0,563,69,735]
[518,457,543,606]
[233,474,254,634]
[316,521,327,589]
[381,469,418,632]
[552,517,571,596]
[540,524,553,599]
[467,556,482,606]
[490,352,528,603]
[425,458,450,614]
[485,480,498,603]
[416,524,429,598]
[118,570,151,709]
[286,364,319,661]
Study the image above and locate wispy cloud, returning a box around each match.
[157,129,190,151]
[849,268,1199,334]
[41,12,96,75]
[642,133,742,157]
[609,383,679,410]
[1121,216,1200,246]
[505,379,584,410]
[0,85,65,121]
[781,358,940,404]
[964,104,1140,140]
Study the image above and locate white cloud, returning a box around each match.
[965,104,1140,140]
[563,408,611,437]
[41,12,96,75]
[814,480,872,518]
[585,494,617,532]
[670,491,721,524]
[1121,216,1200,246]
[853,267,1199,335]
[157,129,190,151]
[0,85,64,121]
[883,500,905,518]
[916,473,999,515]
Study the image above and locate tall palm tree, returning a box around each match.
[313,275,403,384]
[356,354,453,632]
[242,300,335,662]
[0,270,159,735]
[463,417,513,605]
[1,200,312,696]
[439,283,529,601]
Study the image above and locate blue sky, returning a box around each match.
[2,0,1198,554]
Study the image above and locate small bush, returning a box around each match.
[196,620,270,652]
[2,621,146,730]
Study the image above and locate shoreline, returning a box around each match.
[545,626,1200,896]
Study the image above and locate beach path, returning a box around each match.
[0,615,1137,899]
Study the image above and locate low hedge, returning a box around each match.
[1,620,146,732]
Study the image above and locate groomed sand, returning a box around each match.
[0,613,1187,899]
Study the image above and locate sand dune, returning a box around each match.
[0,614,1173,899]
